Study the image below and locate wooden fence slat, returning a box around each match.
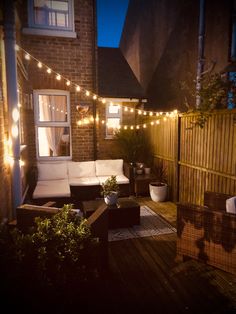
[149,109,236,205]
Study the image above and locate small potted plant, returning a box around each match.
[149,163,168,202]
[101,175,120,205]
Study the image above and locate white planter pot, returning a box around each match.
[149,182,168,202]
[104,192,118,205]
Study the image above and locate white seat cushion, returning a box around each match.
[38,162,68,181]
[68,161,96,178]
[97,175,129,185]
[95,159,124,176]
[69,177,100,186]
[33,179,71,199]
[226,196,236,214]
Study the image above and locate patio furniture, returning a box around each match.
[82,197,140,229]
[29,159,133,206]
[16,202,109,268]
[177,191,236,275]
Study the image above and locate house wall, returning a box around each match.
[0,28,12,221]
[120,0,231,111]
[19,0,97,162]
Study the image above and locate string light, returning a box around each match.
[16,45,179,125]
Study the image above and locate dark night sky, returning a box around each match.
[97,0,129,47]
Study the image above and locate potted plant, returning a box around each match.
[114,129,154,175]
[149,162,168,202]
[101,175,120,205]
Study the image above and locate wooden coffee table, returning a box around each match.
[82,197,140,229]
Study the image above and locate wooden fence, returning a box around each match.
[148,109,236,205]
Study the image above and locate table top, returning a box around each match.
[82,197,140,213]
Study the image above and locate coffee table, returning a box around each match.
[82,197,140,229]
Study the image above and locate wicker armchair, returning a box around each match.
[177,191,236,275]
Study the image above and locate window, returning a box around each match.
[24,0,76,37]
[106,103,122,138]
[34,90,71,160]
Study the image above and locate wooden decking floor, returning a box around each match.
[104,197,236,314]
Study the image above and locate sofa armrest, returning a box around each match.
[123,162,134,180]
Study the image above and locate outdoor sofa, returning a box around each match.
[177,191,236,275]
[29,159,132,206]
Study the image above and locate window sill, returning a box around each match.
[22,27,77,38]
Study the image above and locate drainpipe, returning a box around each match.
[92,0,98,160]
[3,0,22,215]
[196,0,206,109]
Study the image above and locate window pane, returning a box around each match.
[38,127,70,157]
[109,105,120,114]
[38,94,67,122]
[107,118,120,136]
[33,0,69,28]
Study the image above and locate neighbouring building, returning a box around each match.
[120,0,233,111]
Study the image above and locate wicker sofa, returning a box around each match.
[177,191,236,275]
[29,159,132,206]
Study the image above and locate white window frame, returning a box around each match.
[23,0,76,38]
[34,89,72,161]
[105,100,122,139]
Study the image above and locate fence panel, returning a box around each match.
[149,109,236,205]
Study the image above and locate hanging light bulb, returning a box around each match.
[130,108,134,113]
[93,95,97,100]
[47,68,52,74]
[37,62,42,68]
[76,85,81,92]
[136,125,140,129]
[138,110,142,115]
[12,108,20,122]
[149,111,153,116]
[25,53,30,60]
[85,90,90,96]
[66,80,71,86]
[56,74,61,80]
[143,124,147,128]
[102,98,106,104]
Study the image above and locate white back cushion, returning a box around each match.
[226,197,236,214]
[38,162,68,181]
[68,161,96,178]
[95,159,123,176]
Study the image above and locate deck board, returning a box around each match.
[105,197,236,313]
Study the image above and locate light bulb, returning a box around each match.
[66,81,71,86]
[47,68,52,74]
[56,74,61,80]
[37,62,42,68]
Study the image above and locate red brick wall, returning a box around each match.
[20,0,97,161]
[0,29,12,221]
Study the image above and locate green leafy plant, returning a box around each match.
[114,128,153,164]
[152,162,167,185]
[101,175,119,197]
[181,71,236,128]
[0,204,98,290]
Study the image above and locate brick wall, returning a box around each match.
[20,0,97,162]
[120,0,231,111]
[0,29,12,221]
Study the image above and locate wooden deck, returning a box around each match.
[104,197,236,313]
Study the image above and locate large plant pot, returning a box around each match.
[149,182,168,202]
[104,192,118,205]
